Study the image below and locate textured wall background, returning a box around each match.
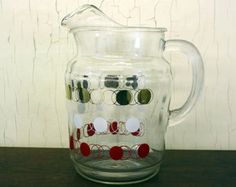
[0,0,236,149]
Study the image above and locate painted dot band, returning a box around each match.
[65,73,151,105]
[70,140,150,160]
[66,85,153,106]
[73,117,145,138]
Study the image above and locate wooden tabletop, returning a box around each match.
[0,148,235,187]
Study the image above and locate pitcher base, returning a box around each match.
[72,159,160,185]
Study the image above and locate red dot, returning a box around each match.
[109,146,123,160]
[87,123,95,136]
[131,128,140,136]
[138,144,150,158]
[80,142,91,157]
[69,136,74,150]
[76,129,80,140]
[109,121,119,134]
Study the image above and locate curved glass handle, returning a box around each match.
[164,40,204,126]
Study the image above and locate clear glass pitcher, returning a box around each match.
[61,4,204,185]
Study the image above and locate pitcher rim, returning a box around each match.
[69,26,167,33]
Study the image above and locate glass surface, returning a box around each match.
[62,4,204,185]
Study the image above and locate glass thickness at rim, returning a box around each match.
[70,26,167,33]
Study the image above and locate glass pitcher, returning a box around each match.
[61,4,204,185]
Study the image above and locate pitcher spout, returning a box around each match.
[61,4,122,31]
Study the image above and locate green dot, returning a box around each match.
[137,89,151,104]
[116,90,132,105]
[78,88,90,103]
[65,84,72,100]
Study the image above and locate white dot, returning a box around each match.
[125,117,140,132]
[93,117,107,132]
[74,114,83,128]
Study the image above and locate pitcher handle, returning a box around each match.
[164,40,204,126]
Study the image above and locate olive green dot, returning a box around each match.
[137,89,151,104]
[65,84,72,100]
[116,90,132,105]
[78,88,90,103]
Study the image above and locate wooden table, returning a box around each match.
[0,148,235,187]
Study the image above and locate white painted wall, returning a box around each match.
[0,0,235,149]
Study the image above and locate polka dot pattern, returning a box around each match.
[76,129,80,140]
[69,136,74,150]
[93,117,107,133]
[87,123,95,136]
[125,117,140,132]
[109,146,123,160]
[80,142,91,157]
[71,117,144,136]
[109,121,119,134]
[137,144,150,158]
[73,141,150,160]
